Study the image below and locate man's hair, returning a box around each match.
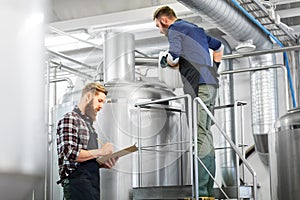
[81,82,108,97]
[153,6,177,20]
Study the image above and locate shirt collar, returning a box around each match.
[73,105,93,124]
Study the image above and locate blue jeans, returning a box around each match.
[197,84,217,197]
[198,155,216,197]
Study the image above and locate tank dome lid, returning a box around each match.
[275,107,300,131]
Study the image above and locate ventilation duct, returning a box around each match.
[177,0,279,184]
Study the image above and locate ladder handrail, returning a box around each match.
[193,97,258,200]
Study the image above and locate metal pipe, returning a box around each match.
[135,50,151,58]
[48,25,102,49]
[233,100,247,198]
[220,64,289,111]
[194,97,258,200]
[241,103,246,181]
[114,44,300,70]
[236,101,247,182]
[222,45,300,60]
[135,45,300,63]
[216,37,236,188]
[192,97,199,199]
[220,64,284,75]
[233,101,240,199]
[47,49,95,70]
[137,106,142,187]
[50,60,93,80]
[50,78,74,88]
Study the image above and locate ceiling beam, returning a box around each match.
[49,3,192,32]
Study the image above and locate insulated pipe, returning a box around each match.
[249,54,278,166]
[176,0,271,50]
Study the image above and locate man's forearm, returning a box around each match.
[76,149,101,162]
[213,50,223,62]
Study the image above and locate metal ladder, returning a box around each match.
[193,98,257,200]
[213,101,256,199]
[133,95,258,199]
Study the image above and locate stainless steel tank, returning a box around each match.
[104,32,135,83]
[269,108,300,200]
[100,32,190,199]
[97,81,190,199]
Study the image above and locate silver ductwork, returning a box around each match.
[176,0,271,49]
[250,54,278,165]
[177,0,279,184]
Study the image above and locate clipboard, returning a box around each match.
[96,143,138,164]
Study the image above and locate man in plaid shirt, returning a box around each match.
[56,82,117,200]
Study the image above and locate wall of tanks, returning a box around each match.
[47,30,299,200]
[47,3,300,197]
[1,0,299,199]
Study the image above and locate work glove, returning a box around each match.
[213,61,220,71]
[213,61,220,77]
[160,54,171,68]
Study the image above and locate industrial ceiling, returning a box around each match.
[46,0,300,81]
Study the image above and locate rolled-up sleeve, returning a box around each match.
[207,35,222,51]
[57,115,80,162]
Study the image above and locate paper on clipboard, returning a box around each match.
[96,143,138,164]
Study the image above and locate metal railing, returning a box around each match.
[135,95,194,194]
[194,97,258,200]
[220,64,289,111]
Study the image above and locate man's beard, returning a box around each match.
[85,100,97,121]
